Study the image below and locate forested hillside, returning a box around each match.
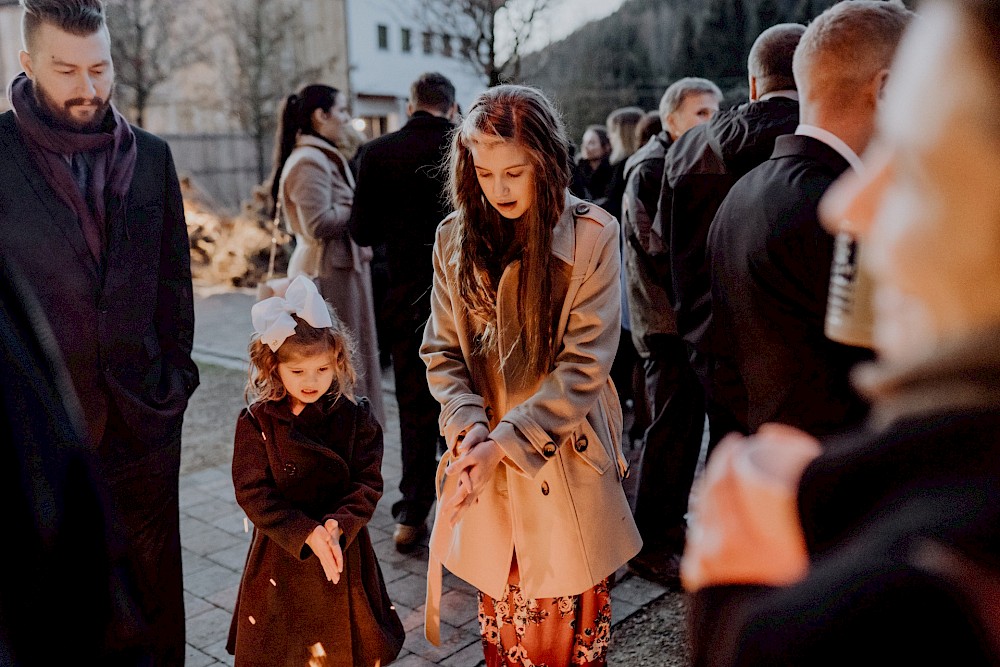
[521,0,911,141]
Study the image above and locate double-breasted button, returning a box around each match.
[283,462,298,477]
[574,435,589,453]
[541,481,550,496]
[542,442,557,457]
[485,406,494,421]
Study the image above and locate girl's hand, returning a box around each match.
[454,422,489,456]
[305,519,344,584]
[443,439,504,527]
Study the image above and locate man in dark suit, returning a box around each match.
[0,1,198,662]
[659,23,804,446]
[350,72,456,551]
[708,1,911,435]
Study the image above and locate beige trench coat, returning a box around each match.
[279,134,384,424]
[421,193,642,642]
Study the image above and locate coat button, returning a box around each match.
[542,442,557,457]
[485,406,494,421]
[574,202,591,216]
[575,435,589,453]
[541,481,550,496]
[284,462,297,477]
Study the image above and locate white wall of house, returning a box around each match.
[346,0,486,136]
[0,1,23,113]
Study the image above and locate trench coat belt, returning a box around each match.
[424,451,455,646]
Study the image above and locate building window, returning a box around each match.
[422,31,433,55]
[401,27,412,53]
[441,34,453,57]
[377,24,389,50]
[461,36,474,58]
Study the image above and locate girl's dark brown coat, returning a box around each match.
[226,396,403,666]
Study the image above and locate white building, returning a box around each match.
[346,0,486,137]
[0,0,22,110]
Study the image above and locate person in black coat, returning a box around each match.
[657,24,804,447]
[0,3,198,662]
[228,276,403,666]
[706,3,912,436]
[349,72,456,551]
[0,252,148,665]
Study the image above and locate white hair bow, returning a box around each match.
[251,276,333,352]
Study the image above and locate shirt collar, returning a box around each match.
[795,124,864,173]
[759,90,799,102]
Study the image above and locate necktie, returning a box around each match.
[70,152,89,198]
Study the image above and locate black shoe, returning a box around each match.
[392,522,428,553]
[627,550,682,590]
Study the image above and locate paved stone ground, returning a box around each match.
[180,284,687,665]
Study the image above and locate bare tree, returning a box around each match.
[224,0,320,183]
[105,0,207,128]
[414,0,559,87]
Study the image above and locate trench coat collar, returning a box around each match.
[551,191,579,266]
[294,133,355,189]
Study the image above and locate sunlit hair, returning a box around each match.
[606,106,644,164]
[658,77,723,121]
[447,84,571,376]
[21,0,105,51]
[793,0,912,111]
[246,310,357,406]
[747,23,805,95]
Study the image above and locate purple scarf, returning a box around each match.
[8,72,137,263]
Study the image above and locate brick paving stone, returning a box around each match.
[403,621,479,663]
[611,599,641,626]
[610,573,667,608]
[200,638,235,665]
[185,644,217,667]
[392,654,440,667]
[182,524,248,558]
[437,589,479,628]
[207,542,251,572]
[185,563,243,598]
[440,641,487,667]
[182,548,218,577]
[210,509,252,536]
[184,591,215,619]
[387,573,432,610]
[187,607,234,650]
[206,585,240,614]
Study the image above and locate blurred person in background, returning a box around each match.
[570,123,613,201]
[683,1,1000,664]
[621,78,720,588]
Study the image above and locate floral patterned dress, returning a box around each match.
[478,579,612,667]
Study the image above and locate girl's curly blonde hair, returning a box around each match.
[245,309,357,406]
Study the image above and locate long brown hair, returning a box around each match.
[246,311,357,406]
[447,84,571,376]
[268,84,340,215]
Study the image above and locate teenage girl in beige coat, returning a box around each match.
[421,85,641,666]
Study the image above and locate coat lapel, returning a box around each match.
[0,114,99,279]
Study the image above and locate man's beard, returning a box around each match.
[32,79,113,133]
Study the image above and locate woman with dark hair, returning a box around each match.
[421,84,641,666]
[569,124,613,201]
[269,84,384,425]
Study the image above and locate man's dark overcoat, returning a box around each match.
[0,110,198,662]
[708,134,872,435]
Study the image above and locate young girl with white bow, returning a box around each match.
[226,276,403,667]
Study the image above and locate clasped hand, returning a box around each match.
[442,423,504,528]
[305,518,344,584]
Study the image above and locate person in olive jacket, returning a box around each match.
[227,277,403,667]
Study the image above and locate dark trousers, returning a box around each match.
[690,348,750,449]
[101,407,185,666]
[390,326,440,526]
[632,334,706,555]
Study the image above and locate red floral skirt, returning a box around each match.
[477,579,612,667]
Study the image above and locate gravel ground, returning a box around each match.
[610,592,690,666]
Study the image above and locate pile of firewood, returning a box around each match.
[183,177,291,287]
